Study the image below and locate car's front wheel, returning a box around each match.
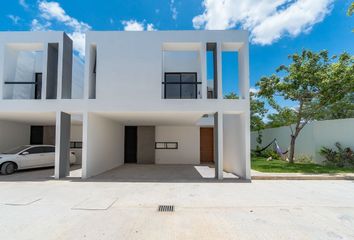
[1,162,17,175]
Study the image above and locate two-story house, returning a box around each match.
[0,30,250,180]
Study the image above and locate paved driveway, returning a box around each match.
[0,172,353,239]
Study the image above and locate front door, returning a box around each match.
[30,126,43,145]
[200,128,214,163]
[124,126,137,163]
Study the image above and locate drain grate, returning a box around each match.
[158,205,175,212]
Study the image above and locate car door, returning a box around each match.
[42,146,55,166]
[20,146,47,168]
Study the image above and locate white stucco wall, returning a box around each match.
[223,113,250,179]
[155,126,200,164]
[85,30,249,103]
[0,120,30,152]
[82,113,124,178]
[251,118,354,163]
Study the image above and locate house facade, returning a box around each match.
[0,30,250,180]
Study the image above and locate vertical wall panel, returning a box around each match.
[137,126,155,164]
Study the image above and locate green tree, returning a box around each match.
[224,92,268,132]
[317,93,354,120]
[348,2,354,31]
[266,108,297,128]
[257,50,354,163]
[348,2,354,16]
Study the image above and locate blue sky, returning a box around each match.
[1,0,353,106]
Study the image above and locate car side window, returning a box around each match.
[44,147,55,153]
[26,147,46,154]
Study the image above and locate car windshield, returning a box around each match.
[2,146,29,154]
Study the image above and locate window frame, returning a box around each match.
[155,142,178,149]
[163,72,201,99]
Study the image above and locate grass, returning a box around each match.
[251,157,354,174]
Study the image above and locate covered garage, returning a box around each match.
[0,112,83,180]
[82,111,247,181]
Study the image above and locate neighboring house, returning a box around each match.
[0,30,250,180]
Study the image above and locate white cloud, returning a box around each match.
[19,0,29,9]
[122,20,157,31]
[31,1,91,58]
[122,20,144,31]
[193,0,334,45]
[147,23,156,31]
[170,0,178,20]
[31,19,51,31]
[250,87,259,94]
[8,15,21,24]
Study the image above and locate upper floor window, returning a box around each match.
[163,73,200,99]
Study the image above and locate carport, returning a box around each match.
[0,111,83,180]
[82,111,249,181]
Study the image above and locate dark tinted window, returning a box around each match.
[165,84,180,99]
[164,73,199,99]
[181,73,196,82]
[181,84,196,98]
[165,73,180,83]
[44,146,55,153]
[26,147,47,154]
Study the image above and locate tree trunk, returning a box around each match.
[288,135,296,164]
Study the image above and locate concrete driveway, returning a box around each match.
[0,175,353,240]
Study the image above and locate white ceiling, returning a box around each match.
[0,112,83,125]
[98,112,207,126]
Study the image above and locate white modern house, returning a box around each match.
[0,30,250,180]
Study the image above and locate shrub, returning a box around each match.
[320,142,354,167]
[295,155,314,164]
[258,149,280,160]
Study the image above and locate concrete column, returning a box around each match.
[55,111,71,179]
[238,42,249,99]
[41,43,48,100]
[200,42,207,99]
[216,42,223,99]
[56,41,63,100]
[214,112,223,180]
[243,110,251,180]
[223,113,251,180]
[0,43,4,99]
[61,33,73,99]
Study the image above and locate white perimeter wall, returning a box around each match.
[251,118,354,163]
[82,113,124,178]
[0,120,30,152]
[155,126,200,164]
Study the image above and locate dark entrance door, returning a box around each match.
[124,126,137,163]
[30,126,44,144]
[200,127,214,163]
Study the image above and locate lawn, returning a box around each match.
[251,157,354,174]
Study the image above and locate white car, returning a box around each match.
[0,145,76,175]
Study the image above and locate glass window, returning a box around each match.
[166,143,178,149]
[164,73,199,99]
[181,73,196,82]
[165,84,180,99]
[181,84,196,99]
[165,74,180,83]
[44,146,55,153]
[26,147,47,154]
